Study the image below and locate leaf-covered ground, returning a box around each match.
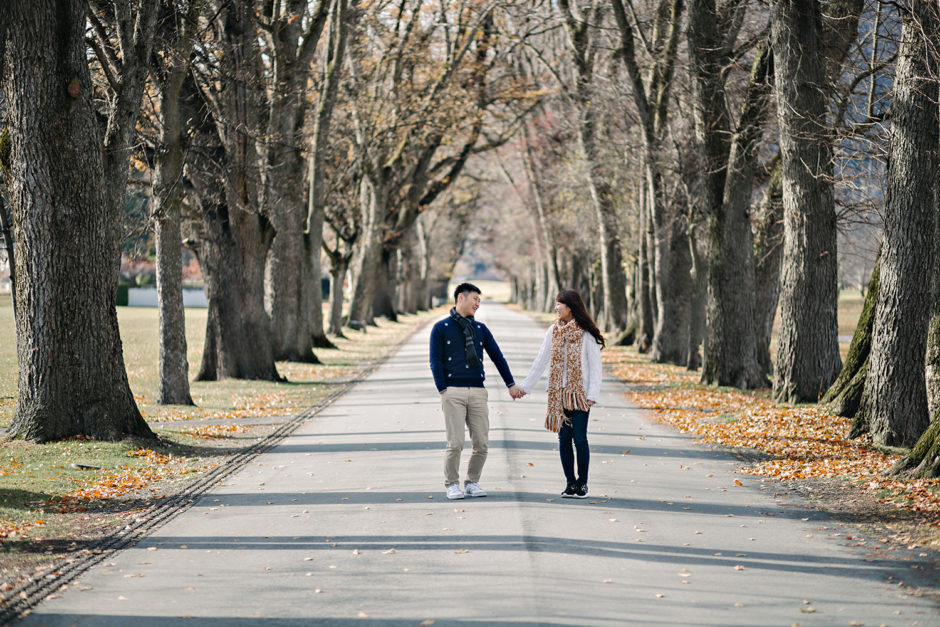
[0,306,445,595]
[604,347,940,547]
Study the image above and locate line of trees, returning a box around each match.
[1,1,938,478]
[487,1,938,477]
[0,0,536,442]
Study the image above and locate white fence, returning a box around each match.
[127,287,207,307]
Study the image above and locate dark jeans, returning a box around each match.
[560,408,590,486]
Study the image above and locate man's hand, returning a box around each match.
[587,400,596,407]
[509,385,525,400]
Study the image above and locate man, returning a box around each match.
[430,283,523,500]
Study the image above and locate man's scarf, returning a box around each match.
[449,307,481,368]
[545,319,589,433]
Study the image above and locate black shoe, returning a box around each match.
[573,483,588,499]
[561,483,578,498]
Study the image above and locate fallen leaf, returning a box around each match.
[419,621,435,626]
[655,593,664,598]
[734,480,743,486]
[620,450,631,455]
[733,565,744,571]
[454,548,470,554]
[382,548,397,554]
[358,611,369,618]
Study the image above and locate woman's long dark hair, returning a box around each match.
[557,289,605,349]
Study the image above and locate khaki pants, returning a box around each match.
[441,387,489,487]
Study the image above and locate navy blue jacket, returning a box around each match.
[429,315,515,393]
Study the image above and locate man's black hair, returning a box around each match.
[453,282,481,302]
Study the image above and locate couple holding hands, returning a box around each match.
[429,283,604,501]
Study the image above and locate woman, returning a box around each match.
[519,290,604,498]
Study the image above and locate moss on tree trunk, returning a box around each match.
[889,408,940,479]
[822,249,880,420]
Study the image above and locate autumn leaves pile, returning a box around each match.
[606,349,940,527]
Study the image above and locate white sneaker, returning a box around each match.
[464,482,487,498]
[446,484,465,500]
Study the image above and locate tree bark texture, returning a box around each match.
[687,221,706,371]
[153,91,193,404]
[328,257,349,335]
[855,2,939,447]
[770,0,844,402]
[927,216,940,420]
[650,211,692,365]
[579,117,630,333]
[153,5,197,406]
[347,176,384,327]
[522,124,561,312]
[306,0,354,345]
[188,2,281,381]
[820,252,878,423]
[195,196,281,381]
[1,0,153,441]
[0,187,16,320]
[689,0,771,388]
[635,191,654,352]
[260,0,330,362]
[559,0,629,333]
[753,157,784,377]
[889,408,940,479]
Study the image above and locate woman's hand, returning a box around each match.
[587,400,596,407]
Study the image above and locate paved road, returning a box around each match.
[19,304,938,626]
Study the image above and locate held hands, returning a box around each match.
[508,385,526,400]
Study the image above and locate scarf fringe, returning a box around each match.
[544,391,590,433]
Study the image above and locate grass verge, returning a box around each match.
[1,303,445,594]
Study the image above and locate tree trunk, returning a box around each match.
[328,255,350,336]
[347,176,384,327]
[195,197,281,381]
[522,123,561,311]
[578,113,630,334]
[2,0,153,441]
[190,1,282,381]
[821,250,878,423]
[651,211,692,365]
[374,248,398,321]
[0,188,16,321]
[889,408,940,479]
[927,235,940,420]
[152,1,196,406]
[687,220,706,371]
[306,0,353,348]
[266,207,319,362]
[689,7,771,388]
[753,157,784,377]
[770,0,843,402]
[854,3,938,447]
[153,92,194,405]
[635,189,654,352]
[395,226,421,314]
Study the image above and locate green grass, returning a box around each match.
[0,298,443,555]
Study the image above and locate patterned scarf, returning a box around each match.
[449,307,480,368]
[545,319,589,433]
